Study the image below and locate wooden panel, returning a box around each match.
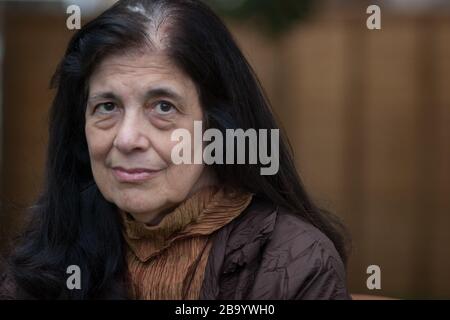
[1,9,72,247]
[248,14,450,298]
[281,21,347,209]
[430,19,450,298]
[364,17,420,298]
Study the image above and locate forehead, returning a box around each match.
[88,51,195,95]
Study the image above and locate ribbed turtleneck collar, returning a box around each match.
[121,185,253,262]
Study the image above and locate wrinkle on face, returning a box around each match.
[85,51,216,224]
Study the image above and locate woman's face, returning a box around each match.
[85,51,215,224]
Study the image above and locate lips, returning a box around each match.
[112,166,163,183]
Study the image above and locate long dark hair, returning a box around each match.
[5,0,350,299]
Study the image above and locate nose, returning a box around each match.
[113,109,150,154]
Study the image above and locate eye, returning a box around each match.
[154,101,176,116]
[94,102,118,114]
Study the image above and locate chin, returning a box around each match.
[114,191,160,213]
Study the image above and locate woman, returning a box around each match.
[0,0,351,300]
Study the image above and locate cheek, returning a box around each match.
[163,162,206,202]
[85,126,115,189]
[88,153,115,203]
[149,130,204,192]
[152,134,178,164]
[85,125,113,160]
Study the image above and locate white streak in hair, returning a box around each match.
[126,3,148,16]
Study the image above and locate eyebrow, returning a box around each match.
[87,86,185,105]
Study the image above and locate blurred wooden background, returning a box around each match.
[0,3,449,298]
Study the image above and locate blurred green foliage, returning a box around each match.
[205,0,315,35]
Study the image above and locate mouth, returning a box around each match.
[112,166,163,183]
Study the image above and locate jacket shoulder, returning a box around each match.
[252,207,350,299]
[199,196,277,299]
[209,197,350,300]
